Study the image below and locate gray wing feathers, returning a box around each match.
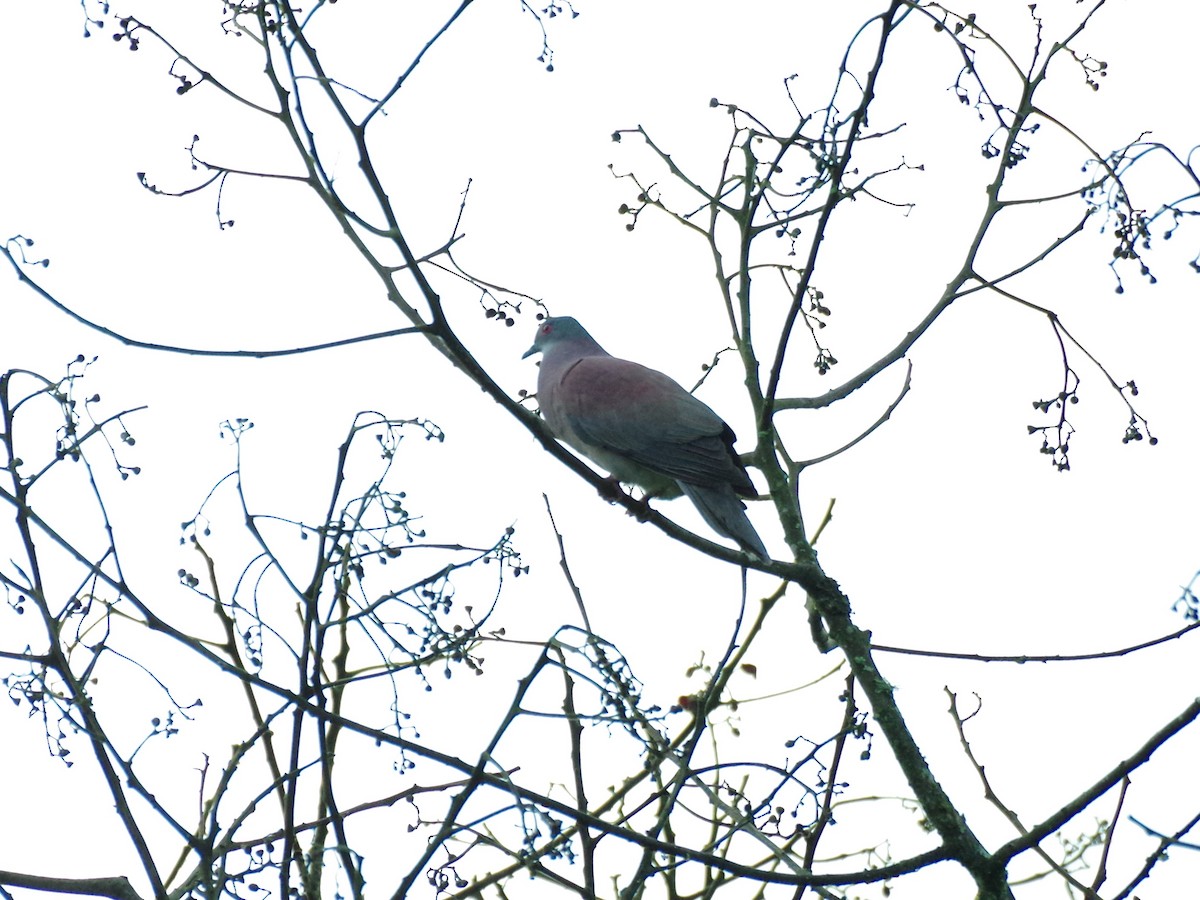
[557,358,752,491]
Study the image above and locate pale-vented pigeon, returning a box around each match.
[523,316,768,559]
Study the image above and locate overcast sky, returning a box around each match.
[2,1,1199,897]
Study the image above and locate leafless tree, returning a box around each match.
[2,2,1198,900]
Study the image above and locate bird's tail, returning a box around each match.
[678,482,768,560]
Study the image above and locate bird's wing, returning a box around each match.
[554,356,748,489]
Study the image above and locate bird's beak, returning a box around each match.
[521,343,540,360]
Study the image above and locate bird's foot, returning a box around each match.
[626,494,653,523]
[596,478,655,522]
[597,475,625,503]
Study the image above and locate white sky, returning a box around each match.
[1,1,1198,898]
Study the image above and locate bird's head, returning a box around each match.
[521,316,601,359]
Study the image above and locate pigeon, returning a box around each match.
[523,316,767,559]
